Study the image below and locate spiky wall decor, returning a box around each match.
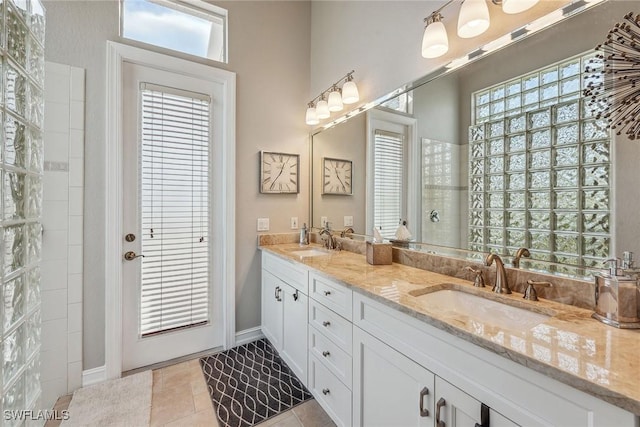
[584,12,640,140]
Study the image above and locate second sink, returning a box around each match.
[410,286,552,331]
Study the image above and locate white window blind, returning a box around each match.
[139,83,211,337]
[373,129,404,239]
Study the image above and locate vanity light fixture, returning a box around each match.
[421,0,539,59]
[306,71,359,125]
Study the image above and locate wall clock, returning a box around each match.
[260,151,299,194]
[323,157,352,195]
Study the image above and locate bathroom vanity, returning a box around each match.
[260,242,639,427]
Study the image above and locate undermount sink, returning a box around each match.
[289,247,330,258]
[411,287,552,331]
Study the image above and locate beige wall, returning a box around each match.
[44,1,311,370]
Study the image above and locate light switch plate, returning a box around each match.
[321,216,328,228]
[344,216,353,227]
[291,217,298,229]
[257,218,270,231]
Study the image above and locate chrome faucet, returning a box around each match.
[319,225,336,250]
[485,253,511,294]
[340,227,355,238]
[512,247,531,268]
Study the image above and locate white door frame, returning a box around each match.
[104,41,236,380]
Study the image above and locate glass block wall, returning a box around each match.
[468,52,611,267]
[1,0,45,423]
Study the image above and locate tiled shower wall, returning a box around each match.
[40,62,85,410]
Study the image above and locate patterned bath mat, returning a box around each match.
[200,338,312,427]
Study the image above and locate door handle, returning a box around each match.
[419,386,430,417]
[474,403,490,427]
[293,290,299,301]
[436,397,446,427]
[124,251,145,261]
[275,286,282,302]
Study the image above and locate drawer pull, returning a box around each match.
[322,321,331,327]
[324,290,332,296]
[436,397,446,427]
[474,403,490,427]
[419,386,429,417]
[322,388,330,395]
[322,351,331,357]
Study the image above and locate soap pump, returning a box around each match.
[592,255,640,329]
[299,223,309,245]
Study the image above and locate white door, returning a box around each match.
[121,61,225,370]
[353,327,434,427]
[281,283,308,383]
[261,270,284,350]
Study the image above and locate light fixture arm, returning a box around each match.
[308,70,356,105]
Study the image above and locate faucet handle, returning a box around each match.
[524,280,552,301]
[465,266,485,288]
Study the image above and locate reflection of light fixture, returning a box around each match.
[306,71,359,125]
[422,12,449,58]
[458,0,490,38]
[421,0,540,59]
[500,0,539,14]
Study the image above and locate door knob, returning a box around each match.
[124,251,145,261]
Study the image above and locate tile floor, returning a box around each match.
[47,357,335,427]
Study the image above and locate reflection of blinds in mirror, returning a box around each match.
[139,84,211,337]
[373,129,404,239]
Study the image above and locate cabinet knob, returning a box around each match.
[324,290,332,296]
[322,388,330,395]
[322,351,331,357]
[322,321,331,327]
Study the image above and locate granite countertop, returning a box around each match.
[260,243,640,416]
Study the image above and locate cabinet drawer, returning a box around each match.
[309,299,352,355]
[262,252,308,294]
[310,272,352,319]
[309,325,352,389]
[309,354,352,427]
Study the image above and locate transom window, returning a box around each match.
[468,52,610,267]
[121,0,227,63]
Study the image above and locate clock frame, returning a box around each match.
[260,151,300,194]
[322,157,353,195]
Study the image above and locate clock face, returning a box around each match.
[260,151,299,194]
[323,158,352,195]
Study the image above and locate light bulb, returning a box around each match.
[316,98,330,119]
[342,80,359,104]
[502,0,539,14]
[422,13,449,59]
[305,104,319,125]
[328,87,343,112]
[457,0,490,39]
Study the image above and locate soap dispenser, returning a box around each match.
[592,256,640,328]
[299,223,309,245]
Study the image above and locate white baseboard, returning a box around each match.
[235,326,264,346]
[82,365,106,387]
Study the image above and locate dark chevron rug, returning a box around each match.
[199,339,313,427]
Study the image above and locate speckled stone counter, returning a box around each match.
[259,242,640,416]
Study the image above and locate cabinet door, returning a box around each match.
[353,327,434,427]
[434,377,519,427]
[281,283,308,385]
[261,270,283,350]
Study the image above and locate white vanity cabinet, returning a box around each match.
[261,252,309,385]
[352,292,637,427]
[307,272,354,427]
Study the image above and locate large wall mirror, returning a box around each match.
[311,0,640,273]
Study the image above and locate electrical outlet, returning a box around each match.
[344,216,354,227]
[257,218,270,231]
[291,217,298,229]
[321,216,328,228]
